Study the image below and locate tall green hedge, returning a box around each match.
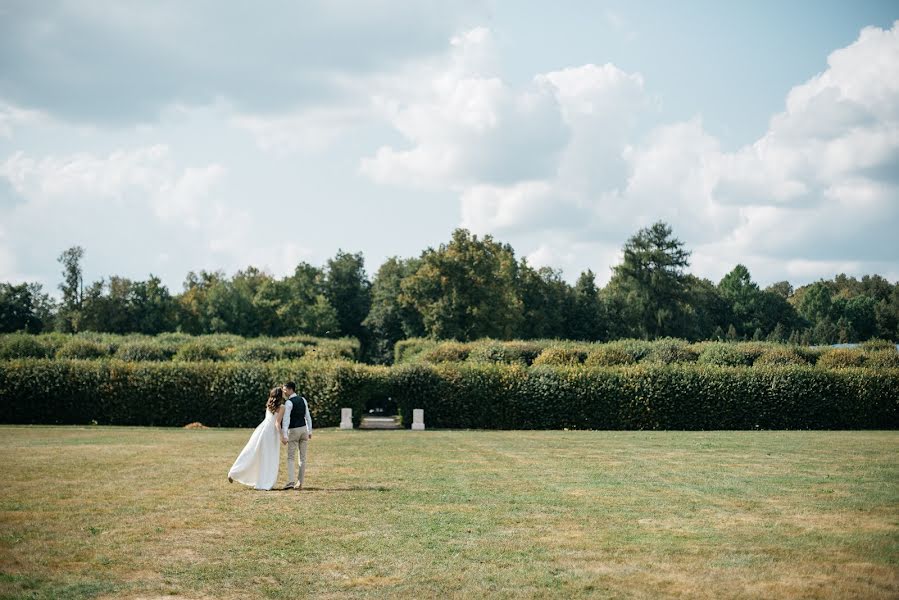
[0,360,895,430]
[386,363,898,430]
[0,359,386,428]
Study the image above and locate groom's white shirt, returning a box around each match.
[281,392,312,441]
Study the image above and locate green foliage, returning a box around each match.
[173,341,224,362]
[865,350,899,369]
[718,264,761,338]
[0,332,354,364]
[401,229,523,341]
[386,363,899,430]
[517,264,570,340]
[696,343,754,367]
[566,270,606,340]
[174,265,342,338]
[584,346,636,366]
[230,341,281,362]
[363,257,424,363]
[734,342,769,364]
[861,339,896,352]
[56,246,85,333]
[393,338,437,364]
[81,275,177,335]
[0,359,386,428]
[468,340,542,365]
[796,282,833,324]
[277,342,308,360]
[794,346,825,365]
[643,338,698,364]
[115,342,170,362]
[1,359,896,430]
[501,341,544,365]
[302,344,356,361]
[0,282,55,333]
[399,338,899,374]
[8,226,899,352]
[324,250,372,340]
[532,346,587,366]
[609,339,654,363]
[817,348,867,369]
[55,339,109,359]
[0,334,53,359]
[754,348,808,367]
[606,221,692,339]
[422,342,471,363]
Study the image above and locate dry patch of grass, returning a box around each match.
[0,426,897,599]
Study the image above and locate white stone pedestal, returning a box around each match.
[339,408,353,429]
[411,408,425,430]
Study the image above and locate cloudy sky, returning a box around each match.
[1,1,898,295]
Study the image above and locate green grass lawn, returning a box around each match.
[0,426,896,599]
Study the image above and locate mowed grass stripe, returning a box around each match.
[0,426,896,599]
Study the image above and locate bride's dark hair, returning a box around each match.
[266,386,285,413]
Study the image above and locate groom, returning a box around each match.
[280,381,312,490]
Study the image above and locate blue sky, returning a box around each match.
[489,0,897,148]
[1,1,897,295]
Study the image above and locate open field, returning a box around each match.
[0,427,896,599]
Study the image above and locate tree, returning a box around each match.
[874,285,899,341]
[401,229,523,341]
[57,246,85,332]
[324,251,372,340]
[714,267,803,341]
[0,283,38,333]
[177,270,226,334]
[276,263,339,337]
[718,264,761,339]
[132,275,177,334]
[226,267,273,336]
[363,257,424,363]
[517,262,569,340]
[812,317,838,345]
[765,281,793,300]
[683,275,729,341]
[80,278,116,333]
[767,322,787,342]
[842,295,877,341]
[566,270,605,341]
[607,221,691,338]
[0,282,54,333]
[796,281,833,325]
[755,289,803,337]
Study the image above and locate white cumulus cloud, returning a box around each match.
[360,28,568,188]
[362,22,899,285]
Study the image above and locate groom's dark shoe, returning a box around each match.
[283,482,296,490]
[228,476,233,483]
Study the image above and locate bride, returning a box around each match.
[228,386,285,490]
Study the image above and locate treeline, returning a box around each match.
[2,223,898,363]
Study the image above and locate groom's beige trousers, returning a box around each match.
[286,427,309,487]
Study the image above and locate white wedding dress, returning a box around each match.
[228,410,280,490]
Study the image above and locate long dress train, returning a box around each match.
[228,410,280,490]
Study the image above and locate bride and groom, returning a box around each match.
[227,381,312,491]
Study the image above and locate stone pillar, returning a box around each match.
[340,408,353,429]
[412,408,425,430]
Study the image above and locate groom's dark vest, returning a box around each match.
[288,396,308,430]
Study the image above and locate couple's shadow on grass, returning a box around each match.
[278,485,390,492]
